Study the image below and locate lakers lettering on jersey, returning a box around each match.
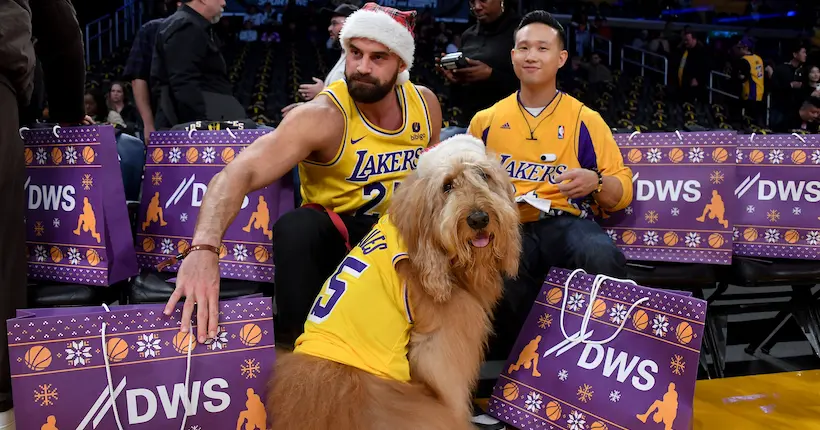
[469,92,633,223]
[298,79,432,216]
[742,54,765,102]
[294,215,414,381]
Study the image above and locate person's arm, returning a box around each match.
[30,0,86,123]
[163,24,208,122]
[0,0,34,105]
[555,110,632,211]
[418,85,442,145]
[164,98,345,342]
[132,79,155,141]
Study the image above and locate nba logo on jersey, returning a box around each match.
[412,122,421,133]
[558,125,565,139]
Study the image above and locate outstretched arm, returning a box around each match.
[165,99,344,344]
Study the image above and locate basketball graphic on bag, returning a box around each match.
[142,237,156,252]
[186,147,199,163]
[545,401,561,421]
[24,148,33,165]
[749,149,764,164]
[24,345,52,371]
[627,149,642,163]
[675,322,696,345]
[622,230,637,245]
[785,230,800,244]
[592,299,607,318]
[177,239,190,254]
[50,246,63,263]
[632,310,649,331]
[668,148,684,163]
[711,147,728,163]
[546,287,563,305]
[591,421,608,430]
[254,245,270,263]
[219,243,228,258]
[221,147,236,164]
[172,332,196,354]
[82,146,96,164]
[151,148,164,163]
[743,228,758,242]
[708,233,724,249]
[51,147,63,165]
[86,249,101,266]
[240,323,263,347]
[502,383,519,401]
[791,149,807,164]
[663,231,679,246]
[106,337,129,363]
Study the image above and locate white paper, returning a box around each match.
[515,191,552,213]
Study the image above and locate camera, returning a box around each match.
[440,52,469,71]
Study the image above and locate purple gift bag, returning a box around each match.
[23,125,138,285]
[733,133,820,260]
[7,297,275,429]
[599,131,736,264]
[135,129,294,281]
[488,268,706,430]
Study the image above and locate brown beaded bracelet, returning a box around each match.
[156,244,220,271]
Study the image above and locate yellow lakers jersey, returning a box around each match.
[299,79,432,216]
[294,215,414,381]
[469,92,633,223]
[742,54,765,101]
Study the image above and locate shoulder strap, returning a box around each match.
[303,204,352,251]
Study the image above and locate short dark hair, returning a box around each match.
[792,41,806,55]
[802,96,820,109]
[516,10,566,49]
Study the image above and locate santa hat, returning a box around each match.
[339,2,416,85]
[416,134,487,179]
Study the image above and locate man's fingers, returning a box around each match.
[555,170,580,183]
[312,77,322,84]
[180,295,196,334]
[208,291,219,340]
[196,295,208,343]
[164,287,184,316]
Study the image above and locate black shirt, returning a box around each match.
[451,11,520,125]
[150,5,234,127]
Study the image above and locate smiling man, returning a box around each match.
[164,3,441,348]
[469,10,632,359]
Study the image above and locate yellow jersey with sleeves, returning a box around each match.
[468,92,633,223]
[298,79,432,216]
[742,54,765,101]
[294,215,414,381]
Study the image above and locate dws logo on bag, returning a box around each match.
[735,173,820,202]
[599,131,737,264]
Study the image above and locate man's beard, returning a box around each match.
[346,72,397,104]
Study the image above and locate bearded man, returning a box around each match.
[164,3,442,347]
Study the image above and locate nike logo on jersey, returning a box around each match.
[351,136,365,145]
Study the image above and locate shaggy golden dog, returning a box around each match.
[268,134,521,429]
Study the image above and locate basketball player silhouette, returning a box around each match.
[696,190,729,228]
[508,335,542,377]
[142,192,167,231]
[636,382,679,430]
[236,388,267,430]
[41,415,58,430]
[73,197,101,243]
[242,196,273,240]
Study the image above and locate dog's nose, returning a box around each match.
[466,210,489,230]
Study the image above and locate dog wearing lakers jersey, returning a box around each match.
[268,134,521,429]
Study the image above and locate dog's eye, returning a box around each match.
[477,170,488,181]
[442,181,453,193]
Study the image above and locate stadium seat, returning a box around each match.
[27,280,126,308]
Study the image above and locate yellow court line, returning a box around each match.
[9,317,271,348]
[497,375,628,430]
[607,227,728,234]
[136,233,271,247]
[11,344,275,379]
[28,261,107,270]
[535,300,702,353]
[489,395,569,430]
[27,241,106,249]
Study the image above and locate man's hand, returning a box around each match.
[691,78,698,87]
[791,81,803,89]
[164,250,221,343]
[435,53,461,83]
[555,168,599,198]
[281,102,304,117]
[143,123,155,145]
[454,58,493,83]
[299,78,324,101]
[81,115,95,125]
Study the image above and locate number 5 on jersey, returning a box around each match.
[308,256,370,323]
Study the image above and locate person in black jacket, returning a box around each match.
[438,0,520,140]
[0,1,87,428]
[676,30,709,103]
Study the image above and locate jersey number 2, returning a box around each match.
[307,256,369,323]
[355,182,401,217]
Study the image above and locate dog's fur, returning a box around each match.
[268,135,521,429]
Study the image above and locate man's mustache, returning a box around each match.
[348,74,379,84]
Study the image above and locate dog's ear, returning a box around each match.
[390,173,455,302]
[485,158,523,279]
